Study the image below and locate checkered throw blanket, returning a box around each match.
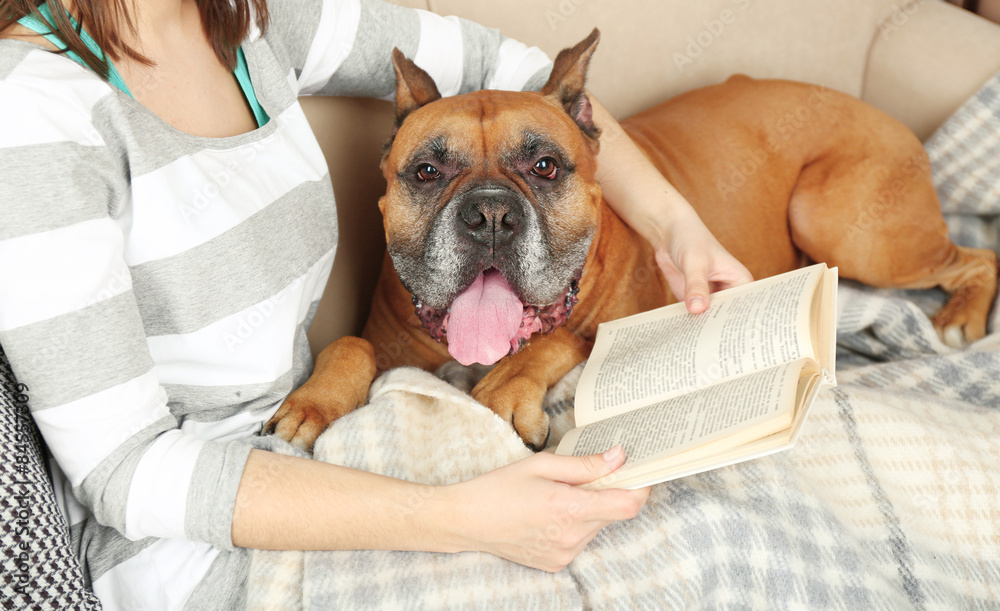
[248,75,1000,610]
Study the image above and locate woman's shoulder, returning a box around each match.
[0,39,116,143]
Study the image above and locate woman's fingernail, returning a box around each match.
[687,296,705,312]
[603,445,622,462]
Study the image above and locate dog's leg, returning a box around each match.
[899,246,998,347]
[264,336,377,452]
[471,327,591,450]
[788,155,998,347]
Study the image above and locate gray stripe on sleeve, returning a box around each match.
[243,36,301,114]
[0,40,32,79]
[264,0,324,74]
[70,436,296,586]
[183,435,308,609]
[183,547,251,611]
[185,439,255,550]
[313,0,420,97]
[131,179,337,337]
[457,18,502,95]
[71,520,157,587]
[0,292,155,411]
[0,143,127,241]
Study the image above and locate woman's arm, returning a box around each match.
[590,94,753,313]
[232,445,649,572]
[269,0,552,99]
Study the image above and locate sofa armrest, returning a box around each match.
[863,0,1000,141]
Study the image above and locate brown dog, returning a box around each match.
[266,30,998,451]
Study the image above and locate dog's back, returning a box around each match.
[624,75,997,344]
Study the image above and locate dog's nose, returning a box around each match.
[457,188,523,248]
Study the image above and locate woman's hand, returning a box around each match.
[589,93,753,313]
[648,201,754,314]
[442,446,650,571]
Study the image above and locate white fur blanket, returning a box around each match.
[248,74,1000,609]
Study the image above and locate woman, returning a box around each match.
[0,0,751,607]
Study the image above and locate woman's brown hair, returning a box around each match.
[0,0,270,76]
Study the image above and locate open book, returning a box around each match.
[556,263,838,490]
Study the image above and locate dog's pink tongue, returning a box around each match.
[447,269,523,366]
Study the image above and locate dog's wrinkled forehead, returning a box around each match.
[501,129,574,168]
[395,123,577,172]
[385,89,593,176]
[401,133,461,170]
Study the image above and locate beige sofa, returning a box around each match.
[301,0,1000,358]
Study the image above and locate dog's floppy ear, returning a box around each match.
[391,48,442,133]
[540,28,601,144]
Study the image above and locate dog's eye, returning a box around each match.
[531,157,558,179]
[416,164,441,181]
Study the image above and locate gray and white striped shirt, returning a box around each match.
[0,0,550,607]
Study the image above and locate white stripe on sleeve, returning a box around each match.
[0,218,131,331]
[487,38,553,92]
[297,0,362,95]
[124,429,207,540]
[122,105,328,266]
[412,11,465,98]
[31,370,170,487]
[0,51,110,148]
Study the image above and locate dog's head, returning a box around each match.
[378,30,603,366]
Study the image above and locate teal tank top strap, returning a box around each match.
[234,47,269,127]
[17,4,134,98]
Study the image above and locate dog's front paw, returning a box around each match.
[264,336,376,452]
[263,390,355,453]
[472,374,550,451]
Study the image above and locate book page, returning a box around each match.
[557,361,804,467]
[810,265,838,381]
[574,265,825,426]
[582,365,828,490]
[583,426,795,491]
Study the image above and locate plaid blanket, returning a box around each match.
[248,74,1000,610]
